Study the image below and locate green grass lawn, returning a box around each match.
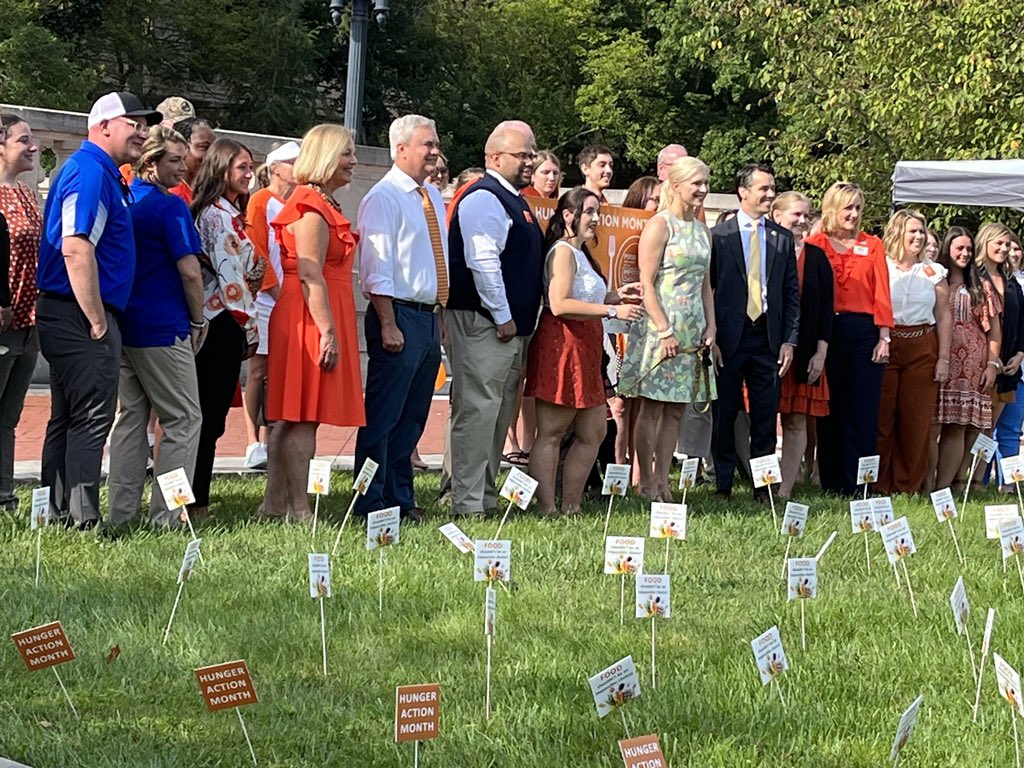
[3,471,1024,767]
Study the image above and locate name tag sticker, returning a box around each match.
[853,244,869,256]
[923,265,936,277]
[523,210,534,224]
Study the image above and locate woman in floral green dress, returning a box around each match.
[617,157,717,500]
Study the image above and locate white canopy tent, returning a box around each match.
[892,159,1024,211]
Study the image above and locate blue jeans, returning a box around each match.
[986,380,1024,485]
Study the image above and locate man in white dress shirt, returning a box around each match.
[355,115,448,521]
[444,120,545,517]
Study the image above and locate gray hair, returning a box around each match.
[656,144,687,167]
[389,114,437,160]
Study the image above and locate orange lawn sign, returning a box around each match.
[395,683,441,743]
[619,733,666,768]
[11,621,76,671]
[195,660,258,712]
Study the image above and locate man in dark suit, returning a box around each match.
[710,163,800,500]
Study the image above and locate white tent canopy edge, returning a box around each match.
[892,159,1024,212]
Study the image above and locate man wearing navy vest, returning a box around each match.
[445,121,544,517]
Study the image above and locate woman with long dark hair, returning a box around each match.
[189,139,263,518]
[524,187,642,516]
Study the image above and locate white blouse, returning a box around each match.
[544,241,607,305]
[888,259,947,326]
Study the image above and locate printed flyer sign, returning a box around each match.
[602,464,631,496]
[619,734,666,768]
[588,655,641,718]
[994,654,1024,718]
[438,523,474,554]
[930,488,957,522]
[1001,455,1024,484]
[856,455,880,486]
[985,505,1020,539]
[950,576,969,636]
[751,625,788,685]
[499,467,538,510]
[635,574,671,619]
[157,468,195,510]
[474,540,511,582]
[11,621,76,672]
[850,500,875,533]
[889,694,924,762]
[678,457,700,490]
[750,454,782,488]
[781,502,808,537]
[30,487,49,531]
[354,458,379,496]
[308,553,332,598]
[306,459,332,495]
[870,497,894,528]
[999,517,1024,561]
[605,536,645,575]
[395,683,441,742]
[177,538,202,585]
[649,503,687,540]
[366,507,401,551]
[195,660,257,712]
[787,558,818,600]
[485,587,496,636]
[880,517,917,564]
[971,433,997,463]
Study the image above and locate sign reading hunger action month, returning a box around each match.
[395,683,441,742]
[195,660,257,712]
[11,621,76,671]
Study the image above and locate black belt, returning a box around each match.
[744,314,767,328]
[40,291,122,321]
[392,298,441,314]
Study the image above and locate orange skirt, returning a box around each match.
[778,369,829,417]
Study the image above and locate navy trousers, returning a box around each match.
[354,303,440,516]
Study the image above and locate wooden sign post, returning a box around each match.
[11,621,78,718]
[195,660,258,765]
[396,683,441,767]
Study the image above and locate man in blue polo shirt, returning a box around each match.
[37,91,161,530]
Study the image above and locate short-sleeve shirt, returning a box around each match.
[888,258,947,326]
[122,178,203,347]
[37,140,136,311]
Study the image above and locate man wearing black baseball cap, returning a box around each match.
[35,91,160,532]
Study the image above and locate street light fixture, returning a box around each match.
[329,0,390,142]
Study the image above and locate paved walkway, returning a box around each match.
[14,390,451,479]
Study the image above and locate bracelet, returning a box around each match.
[989,360,1003,369]
[657,328,674,340]
[190,319,207,329]
[937,358,949,364]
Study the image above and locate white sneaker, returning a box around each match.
[244,442,268,470]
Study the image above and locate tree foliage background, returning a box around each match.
[3,0,1023,225]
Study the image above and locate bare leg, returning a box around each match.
[779,413,807,498]
[936,424,967,490]
[634,398,665,498]
[505,371,527,455]
[528,399,576,515]
[262,420,290,518]
[243,355,267,448]
[283,422,318,519]
[562,405,608,512]
[609,396,630,464]
[654,403,685,498]
[521,395,537,454]
[805,417,819,485]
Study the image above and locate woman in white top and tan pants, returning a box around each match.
[877,209,951,494]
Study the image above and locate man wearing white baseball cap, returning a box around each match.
[36,91,160,532]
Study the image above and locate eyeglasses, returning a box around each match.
[115,117,148,134]
[498,151,537,162]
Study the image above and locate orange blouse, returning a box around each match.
[245,187,282,292]
[805,231,893,328]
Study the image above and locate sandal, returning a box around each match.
[503,450,530,467]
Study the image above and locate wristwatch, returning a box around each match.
[607,306,617,319]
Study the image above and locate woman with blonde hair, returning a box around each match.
[804,182,893,495]
[617,156,716,500]
[875,209,950,494]
[770,191,833,498]
[262,124,364,520]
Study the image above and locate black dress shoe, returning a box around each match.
[753,488,770,505]
[402,507,426,523]
[714,489,732,500]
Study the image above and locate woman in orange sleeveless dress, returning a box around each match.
[262,124,365,520]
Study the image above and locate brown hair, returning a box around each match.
[135,126,188,187]
[190,138,253,218]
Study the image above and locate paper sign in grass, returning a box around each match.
[850,500,875,533]
[366,507,400,551]
[438,522,474,553]
[602,464,631,496]
[308,553,332,598]
[499,467,538,510]
[985,505,1020,539]
[678,457,700,490]
[994,653,1024,717]
[306,459,332,495]
[11,621,76,671]
[157,468,195,510]
[750,454,782,488]
[880,517,917,564]
[635,574,671,618]
[588,656,641,718]
[889,694,924,762]
[781,502,808,537]
[999,518,1024,561]
[178,538,202,585]
[930,488,957,522]
[751,625,788,685]
[856,455,880,485]
[950,576,970,635]
[870,497,894,528]
[787,558,817,600]
[353,458,378,495]
[474,540,511,582]
[972,433,997,463]
[195,660,257,712]
[605,537,645,575]
[485,587,496,636]
[1001,455,1024,485]
[30,487,49,531]
[649,503,687,540]
[619,734,665,768]
[395,683,441,742]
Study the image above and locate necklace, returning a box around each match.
[307,183,343,214]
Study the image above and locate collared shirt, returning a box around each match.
[458,169,520,325]
[195,196,259,346]
[246,187,285,313]
[37,140,136,311]
[736,208,768,312]
[357,165,448,305]
[805,231,893,328]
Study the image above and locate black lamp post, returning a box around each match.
[329,0,390,143]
